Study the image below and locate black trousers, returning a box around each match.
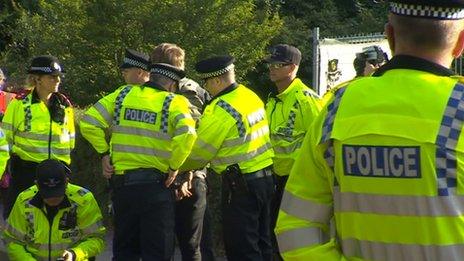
[201,203,216,261]
[270,175,288,260]
[112,181,175,261]
[175,177,207,261]
[222,174,274,261]
[3,156,38,219]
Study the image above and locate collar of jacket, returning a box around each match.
[142,81,168,92]
[29,192,71,210]
[373,55,455,77]
[205,82,238,106]
[276,78,303,100]
[31,88,41,104]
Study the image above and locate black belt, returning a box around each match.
[111,168,165,188]
[242,167,273,181]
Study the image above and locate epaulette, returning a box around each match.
[451,75,464,84]
[14,89,32,100]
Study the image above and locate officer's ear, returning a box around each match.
[452,28,464,58]
[385,21,395,55]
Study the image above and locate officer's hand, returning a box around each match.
[61,249,75,261]
[178,181,193,198]
[363,61,379,76]
[165,168,179,187]
[101,155,114,179]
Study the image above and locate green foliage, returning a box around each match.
[1,0,282,105]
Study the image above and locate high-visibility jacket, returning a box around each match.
[182,83,273,174]
[4,183,105,261]
[1,90,75,164]
[266,78,321,176]
[0,129,9,179]
[276,55,464,260]
[79,83,197,173]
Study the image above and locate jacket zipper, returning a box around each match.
[48,111,52,159]
[41,209,53,261]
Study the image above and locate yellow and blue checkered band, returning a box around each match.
[390,2,464,19]
[198,64,235,79]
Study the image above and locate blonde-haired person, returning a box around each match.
[151,43,215,261]
[2,55,74,219]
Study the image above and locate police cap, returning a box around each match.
[36,159,70,199]
[150,63,185,82]
[265,44,302,65]
[390,0,464,19]
[120,49,150,71]
[28,55,64,76]
[195,55,235,79]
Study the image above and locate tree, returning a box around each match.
[1,0,282,105]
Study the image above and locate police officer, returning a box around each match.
[2,55,74,219]
[120,48,150,85]
[150,42,213,261]
[181,55,274,261]
[264,44,321,259]
[4,159,105,261]
[80,62,197,260]
[276,1,464,260]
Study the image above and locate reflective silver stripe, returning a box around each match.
[174,113,190,126]
[81,114,106,128]
[212,142,271,165]
[81,220,104,235]
[273,141,302,154]
[196,139,218,155]
[19,145,70,155]
[277,227,328,253]
[16,131,63,142]
[5,223,26,239]
[280,191,333,223]
[0,144,9,152]
[94,102,112,125]
[1,122,13,131]
[112,144,171,158]
[223,126,269,147]
[37,242,71,251]
[333,188,464,217]
[174,126,194,136]
[112,125,170,140]
[342,238,464,261]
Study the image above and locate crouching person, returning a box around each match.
[3,159,105,261]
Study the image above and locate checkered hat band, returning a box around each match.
[123,57,148,70]
[198,64,235,79]
[390,3,464,19]
[30,66,52,73]
[150,68,181,81]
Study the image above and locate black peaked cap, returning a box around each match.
[120,49,150,71]
[390,0,464,19]
[195,55,235,79]
[150,63,185,82]
[28,55,64,76]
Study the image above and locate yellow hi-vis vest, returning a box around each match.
[4,184,105,261]
[2,91,75,164]
[266,78,321,176]
[182,84,274,174]
[79,84,197,173]
[276,67,464,260]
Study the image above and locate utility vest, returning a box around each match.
[322,70,464,260]
[2,91,74,164]
[81,84,196,173]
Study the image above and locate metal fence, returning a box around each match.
[312,27,463,93]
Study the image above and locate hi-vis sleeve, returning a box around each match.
[79,92,118,154]
[275,105,344,260]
